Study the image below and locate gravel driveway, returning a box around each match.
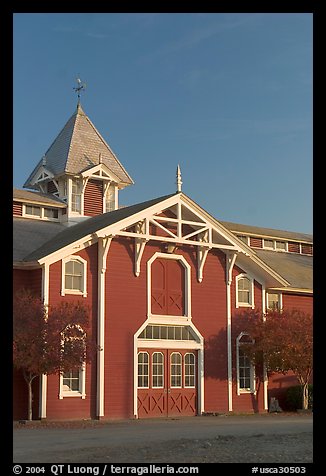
[13,413,313,464]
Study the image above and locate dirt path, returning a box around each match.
[13,413,313,463]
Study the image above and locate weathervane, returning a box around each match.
[73,77,86,103]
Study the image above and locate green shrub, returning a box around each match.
[285,384,313,410]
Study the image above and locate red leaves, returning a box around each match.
[234,308,313,383]
[13,289,97,378]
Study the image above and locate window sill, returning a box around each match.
[61,289,87,297]
[59,392,86,399]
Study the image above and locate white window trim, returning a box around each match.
[61,255,87,297]
[170,352,182,389]
[22,203,60,222]
[137,351,150,389]
[235,273,255,308]
[147,252,192,320]
[59,363,86,399]
[266,292,283,311]
[236,332,255,395]
[152,351,164,389]
[184,352,196,388]
[263,238,288,252]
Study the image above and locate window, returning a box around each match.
[237,333,255,394]
[267,293,282,311]
[263,239,287,252]
[276,241,286,251]
[263,239,274,249]
[170,352,182,388]
[139,325,195,341]
[152,352,164,388]
[44,207,59,219]
[105,185,116,212]
[236,274,254,308]
[138,352,149,388]
[71,179,82,213]
[25,205,41,217]
[237,235,249,245]
[61,256,87,297]
[59,365,86,398]
[184,353,195,387]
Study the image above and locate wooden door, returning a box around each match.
[137,349,197,418]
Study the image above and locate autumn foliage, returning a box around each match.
[234,308,313,410]
[13,289,97,420]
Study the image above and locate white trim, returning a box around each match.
[39,263,49,419]
[61,255,87,297]
[184,352,196,388]
[133,319,204,418]
[97,236,112,417]
[235,273,255,309]
[226,252,237,412]
[236,333,255,395]
[152,351,164,389]
[266,291,283,311]
[59,364,86,399]
[170,352,182,388]
[137,351,150,389]
[147,252,192,319]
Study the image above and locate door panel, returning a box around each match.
[137,349,197,418]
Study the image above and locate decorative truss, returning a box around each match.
[105,199,244,282]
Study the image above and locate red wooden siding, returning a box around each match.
[45,245,98,420]
[13,268,42,297]
[288,242,300,253]
[151,258,185,315]
[13,201,23,216]
[84,179,103,216]
[282,293,313,315]
[250,237,263,248]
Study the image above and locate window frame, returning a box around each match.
[170,352,182,388]
[137,351,149,389]
[61,256,87,297]
[235,273,254,308]
[263,238,288,252]
[152,352,164,389]
[59,363,86,399]
[147,252,192,320]
[184,352,196,388]
[236,333,255,395]
[266,292,283,311]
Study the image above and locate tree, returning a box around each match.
[235,308,313,410]
[13,289,97,420]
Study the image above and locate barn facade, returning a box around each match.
[13,103,313,420]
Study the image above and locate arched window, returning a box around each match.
[152,352,164,388]
[61,256,87,297]
[236,333,255,394]
[59,324,86,399]
[138,352,149,388]
[170,352,182,388]
[236,274,254,308]
[184,353,196,388]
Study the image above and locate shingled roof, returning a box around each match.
[18,194,175,262]
[24,103,134,188]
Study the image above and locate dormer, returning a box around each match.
[23,102,133,222]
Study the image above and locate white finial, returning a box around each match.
[176,164,182,192]
[42,155,46,166]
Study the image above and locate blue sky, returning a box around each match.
[13,13,312,233]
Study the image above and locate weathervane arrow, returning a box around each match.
[73,77,86,103]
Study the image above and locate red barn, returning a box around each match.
[13,103,313,420]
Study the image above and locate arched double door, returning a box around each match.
[137,348,197,418]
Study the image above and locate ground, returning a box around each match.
[13,413,313,464]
